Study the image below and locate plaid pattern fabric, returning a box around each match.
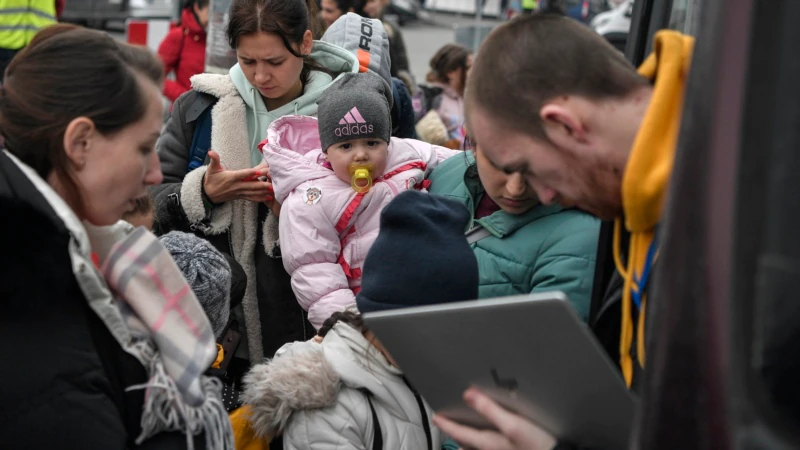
[103,227,218,406]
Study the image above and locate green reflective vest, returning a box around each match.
[521,0,538,9]
[0,0,56,50]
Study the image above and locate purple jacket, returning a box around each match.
[262,116,459,328]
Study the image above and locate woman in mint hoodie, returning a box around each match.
[151,0,391,369]
[427,139,600,321]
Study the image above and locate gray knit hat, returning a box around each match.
[320,13,393,102]
[159,231,231,338]
[318,72,392,152]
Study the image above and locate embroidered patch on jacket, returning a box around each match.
[303,187,323,205]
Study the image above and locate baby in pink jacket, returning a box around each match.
[260,73,458,329]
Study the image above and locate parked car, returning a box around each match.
[386,0,423,25]
[590,0,633,51]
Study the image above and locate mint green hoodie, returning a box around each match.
[229,40,360,166]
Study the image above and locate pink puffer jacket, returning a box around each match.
[262,116,459,329]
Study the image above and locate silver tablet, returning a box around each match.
[362,292,636,449]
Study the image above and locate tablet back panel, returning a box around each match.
[363,293,636,449]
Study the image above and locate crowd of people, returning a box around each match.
[0,0,695,448]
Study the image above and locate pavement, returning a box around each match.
[105,11,503,84]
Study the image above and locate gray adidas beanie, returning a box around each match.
[159,231,231,338]
[318,72,392,152]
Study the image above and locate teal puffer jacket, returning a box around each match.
[427,154,600,321]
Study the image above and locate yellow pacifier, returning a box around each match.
[349,163,374,194]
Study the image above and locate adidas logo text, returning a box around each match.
[335,106,373,137]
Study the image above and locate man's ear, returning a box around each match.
[62,117,97,171]
[301,30,313,56]
[540,102,588,149]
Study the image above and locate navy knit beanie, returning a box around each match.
[356,191,479,313]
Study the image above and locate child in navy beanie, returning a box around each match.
[356,190,479,313]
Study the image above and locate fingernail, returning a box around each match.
[464,389,477,405]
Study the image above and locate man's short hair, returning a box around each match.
[466,14,649,141]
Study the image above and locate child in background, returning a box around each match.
[239,191,479,449]
[260,72,458,329]
[122,197,248,411]
[421,44,472,146]
[159,231,249,411]
[159,231,232,340]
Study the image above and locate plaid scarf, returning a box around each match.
[102,227,233,449]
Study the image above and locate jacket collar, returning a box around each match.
[180,8,206,36]
[461,157,566,238]
[1,150,92,256]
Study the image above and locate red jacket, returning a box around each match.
[157,9,207,102]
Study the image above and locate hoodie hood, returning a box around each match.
[260,115,332,203]
[228,40,360,166]
[180,8,205,35]
[615,30,695,387]
[321,13,393,103]
[242,323,401,438]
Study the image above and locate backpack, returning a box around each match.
[186,97,217,172]
[411,84,444,124]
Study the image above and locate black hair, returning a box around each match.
[1,24,163,218]
[318,310,367,337]
[183,0,209,10]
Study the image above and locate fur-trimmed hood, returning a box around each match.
[242,322,416,440]
[242,340,340,438]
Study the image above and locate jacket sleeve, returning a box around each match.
[158,30,180,79]
[529,214,601,322]
[410,140,460,173]
[279,190,356,329]
[150,90,193,234]
[150,91,232,236]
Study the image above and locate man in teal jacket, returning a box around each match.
[427,152,599,321]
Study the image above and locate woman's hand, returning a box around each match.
[433,387,557,450]
[203,150,274,204]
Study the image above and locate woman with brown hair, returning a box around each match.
[0,24,231,449]
[151,0,392,371]
[320,0,356,28]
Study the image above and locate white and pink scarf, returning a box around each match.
[101,226,233,449]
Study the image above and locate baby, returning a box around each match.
[260,72,458,329]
